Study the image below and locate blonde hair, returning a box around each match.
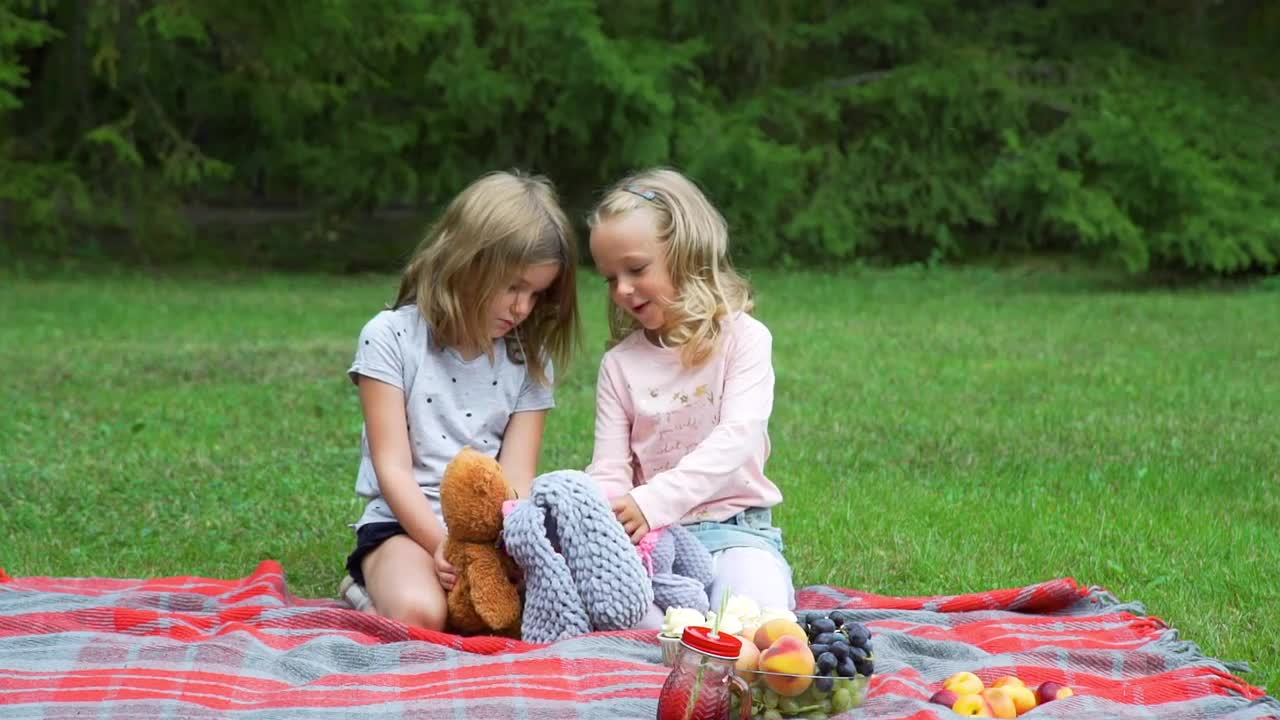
[394,170,580,385]
[588,168,753,367]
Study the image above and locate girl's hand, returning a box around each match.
[433,542,457,591]
[610,495,651,544]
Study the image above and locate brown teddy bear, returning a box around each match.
[439,447,522,637]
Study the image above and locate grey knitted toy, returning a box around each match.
[643,524,715,614]
[502,469,654,643]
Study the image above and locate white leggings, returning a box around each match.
[635,546,796,629]
[707,546,796,612]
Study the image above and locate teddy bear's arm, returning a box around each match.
[462,545,522,631]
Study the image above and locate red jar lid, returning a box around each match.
[680,626,743,659]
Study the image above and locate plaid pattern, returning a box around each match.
[1,561,1275,719]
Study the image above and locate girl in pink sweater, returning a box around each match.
[586,168,794,611]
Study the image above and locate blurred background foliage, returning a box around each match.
[1,0,1277,274]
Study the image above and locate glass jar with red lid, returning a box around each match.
[656,626,751,720]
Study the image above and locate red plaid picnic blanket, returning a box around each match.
[1,561,1274,719]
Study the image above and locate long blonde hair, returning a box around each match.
[588,168,753,367]
[394,171,579,384]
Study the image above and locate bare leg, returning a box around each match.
[361,534,448,631]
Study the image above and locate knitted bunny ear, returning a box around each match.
[668,524,715,588]
[502,496,590,643]
[648,530,676,576]
[652,575,710,614]
[651,527,711,613]
[535,470,653,631]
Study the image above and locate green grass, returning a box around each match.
[2,265,1277,693]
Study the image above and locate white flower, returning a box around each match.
[661,607,707,638]
[705,611,744,637]
[723,595,761,623]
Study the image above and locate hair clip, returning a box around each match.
[623,185,659,202]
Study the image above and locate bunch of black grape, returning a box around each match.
[800,610,874,693]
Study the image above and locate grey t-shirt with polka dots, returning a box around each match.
[347,304,554,529]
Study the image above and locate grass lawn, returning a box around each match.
[1,264,1276,693]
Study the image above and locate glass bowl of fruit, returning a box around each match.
[731,610,875,719]
[738,672,868,719]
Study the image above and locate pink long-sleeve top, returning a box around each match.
[587,312,783,530]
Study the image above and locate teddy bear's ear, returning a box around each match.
[442,446,506,499]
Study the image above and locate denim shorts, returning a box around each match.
[683,507,788,566]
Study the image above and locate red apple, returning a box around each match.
[1035,681,1075,704]
[929,689,960,707]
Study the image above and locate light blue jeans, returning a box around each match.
[685,508,794,611]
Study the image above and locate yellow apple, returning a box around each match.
[952,693,993,716]
[944,671,985,696]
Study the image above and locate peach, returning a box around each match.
[1035,681,1074,704]
[944,671,985,696]
[928,689,960,707]
[733,635,760,681]
[1004,684,1038,714]
[752,618,808,652]
[980,687,1018,719]
[991,675,1025,689]
[758,635,815,697]
[952,693,993,716]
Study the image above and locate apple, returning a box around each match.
[944,671,985,696]
[1035,681,1075,704]
[929,689,960,707]
[952,693,993,716]
[991,675,1025,689]
[1004,684,1037,714]
[980,687,1018,719]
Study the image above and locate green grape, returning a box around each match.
[819,698,833,714]
[752,685,765,703]
[831,688,853,713]
[764,688,780,709]
[804,713,827,720]
[763,711,783,720]
[778,697,801,715]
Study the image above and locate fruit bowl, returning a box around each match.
[733,671,869,719]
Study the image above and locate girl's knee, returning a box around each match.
[381,594,448,631]
[710,548,795,610]
[361,536,449,630]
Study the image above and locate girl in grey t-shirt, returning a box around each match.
[339,171,581,632]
